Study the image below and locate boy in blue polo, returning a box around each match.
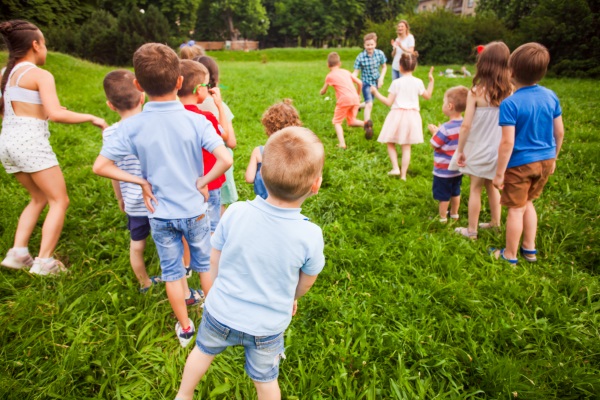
[93,43,233,347]
[176,127,326,400]
[353,32,387,139]
[492,43,564,264]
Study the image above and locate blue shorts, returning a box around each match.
[196,310,285,383]
[207,189,221,233]
[392,69,401,80]
[432,175,463,201]
[362,82,374,103]
[126,215,150,241]
[149,214,211,281]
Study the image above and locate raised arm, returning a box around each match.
[244,146,261,183]
[421,67,434,100]
[208,87,230,144]
[455,90,477,167]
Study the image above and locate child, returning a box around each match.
[245,100,302,199]
[176,127,325,400]
[390,20,415,80]
[353,32,387,139]
[194,56,238,215]
[491,43,564,264]
[449,42,512,240]
[0,20,107,274]
[428,86,469,223]
[179,40,205,60]
[93,43,233,347]
[320,52,364,149]
[102,70,161,292]
[371,53,434,180]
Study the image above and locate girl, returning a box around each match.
[0,20,106,274]
[245,99,302,199]
[449,41,512,240]
[371,53,434,180]
[390,20,415,80]
[179,40,205,60]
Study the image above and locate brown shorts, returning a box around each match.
[501,159,555,208]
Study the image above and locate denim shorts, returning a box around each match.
[432,175,463,201]
[126,215,150,241]
[196,310,285,383]
[149,214,211,281]
[207,189,221,233]
[362,82,374,103]
[392,69,401,80]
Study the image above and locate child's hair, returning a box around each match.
[445,86,469,113]
[509,42,550,86]
[0,20,42,114]
[261,99,302,136]
[327,52,341,67]
[261,127,324,201]
[103,70,140,112]
[179,41,205,60]
[472,41,512,107]
[132,43,180,97]
[397,20,410,34]
[193,56,219,88]
[399,52,418,72]
[177,59,209,97]
[363,32,377,42]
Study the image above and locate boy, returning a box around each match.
[428,86,469,223]
[320,52,365,149]
[102,70,161,292]
[93,43,233,347]
[353,32,387,139]
[492,43,564,264]
[175,127,325,400]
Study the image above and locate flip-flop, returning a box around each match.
[454,227,477,240]
[520,247,538,263]
[488,248,518,265]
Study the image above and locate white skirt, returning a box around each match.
[377,109,423,145]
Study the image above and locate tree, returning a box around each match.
[476,0,537,29]
[194,0,268,40]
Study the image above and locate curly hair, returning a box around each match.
[261,99,302,136]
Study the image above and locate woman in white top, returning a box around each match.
[390,20,415,80]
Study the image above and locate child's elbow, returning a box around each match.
[92,159,103,176]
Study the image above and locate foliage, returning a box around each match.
[0,0,96,28]
[1,50,600,399]
[193,0,269,40]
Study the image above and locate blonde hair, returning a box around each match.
[178,59,209,97]
[261,99,302,136]
[445,86,469,113]
[179,44,205,60]
[327,52,341,67]
[261,127,324,201]
[364,32,377,42]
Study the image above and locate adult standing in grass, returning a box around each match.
[390,20,415,80]
[0,20,107,274]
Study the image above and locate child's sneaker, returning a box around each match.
[139,276,162,293]
[364,120,374,140]
[1,249,34,269]
[185,266,193,279]
[185,288,205,307]
[29,257,67,275]
[175,319,195,348]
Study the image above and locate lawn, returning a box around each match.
[0,50,599,399]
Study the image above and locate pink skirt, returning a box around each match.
[377,109,423,145]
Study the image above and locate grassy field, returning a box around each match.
[0,49,599,399]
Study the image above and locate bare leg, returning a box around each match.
[166,277,190,329]
[176,346,216,400]
[182,236,191,267]
[13,172,48,249]
[504,205,526,260]
[130,239,151,288]
[450,195,460,216]
[363,101,373,122]
[522,201,537,250]
[438,201,449,220]
[484,179,502,227]
[349,119,364,127]
[400,144,411,180]
[386,143,400,172]
[334,124,346,148]
[468,176,486,233]
[254,380,281,400]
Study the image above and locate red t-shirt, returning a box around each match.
[183,104,226,190]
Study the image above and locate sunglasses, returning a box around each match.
[192,83,211,94]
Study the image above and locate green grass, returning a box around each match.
[0,51,599,399]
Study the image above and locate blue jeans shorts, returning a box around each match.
[149,214,211,281]
[126,215,150,241]
[432,175,463,202]
[207,189,221,233]
[196,310,285,383]
[392,69,401,80]
[362,82,374,103]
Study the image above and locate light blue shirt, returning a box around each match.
[100,101,224,219]
[206,197,326,336]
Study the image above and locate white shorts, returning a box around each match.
[0,116,59,174]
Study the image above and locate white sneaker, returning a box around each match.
[1,249,34,269]
[175,319,195,348]
[30,258,67,275]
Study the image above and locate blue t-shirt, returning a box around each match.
[499,85,562,169]
[206,197,326,336]
[100,101,224,219]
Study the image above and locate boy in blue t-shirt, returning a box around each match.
[94,43,233,347]
[492,43,565,264]
[176,127,326,400]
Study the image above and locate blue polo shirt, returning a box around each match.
[100,101,224,219]
[205,197,326,336]
[499,85,562,169]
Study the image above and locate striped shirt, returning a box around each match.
[102,122,147,217]
[353,49,387,86]
[430,119,462,178]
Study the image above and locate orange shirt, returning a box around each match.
[325,68,360,107]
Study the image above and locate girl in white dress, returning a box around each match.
[448,42,512,239]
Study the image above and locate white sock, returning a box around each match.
[37,257,54,263]
[12,247,29,256]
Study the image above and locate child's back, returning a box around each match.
[388,75,425,110]
[326,68,360,106]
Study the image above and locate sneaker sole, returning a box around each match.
[1,258,30,269]
[30,262,67,276]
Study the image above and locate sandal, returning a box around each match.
[439,217,448,224]
[140,276,162,293]
[449,214,459,221]
[520,247,538,263]
[488,248,518,265]
[454,227,477,240]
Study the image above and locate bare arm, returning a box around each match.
[378,64,387,88]
[350,74,363,94]
[292,271,319,316]
[319,82,329,96]
[352,69,360,78]
[551,115,565,174]
[209,248,221,291]
[196,145,233,195]
[421,67,435,100]
[370,86,396,108]
[493,126,515,190]
[111,179,125,213]
[244,146,261,183]
[455,90,477,167]
[209,87,230,144]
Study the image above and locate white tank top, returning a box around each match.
[4,62,43,105]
